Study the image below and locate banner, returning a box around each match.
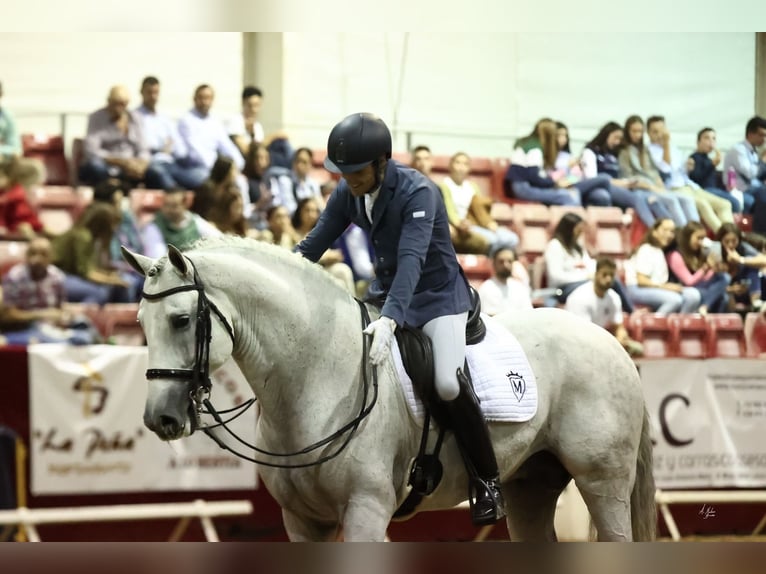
[29,344,258,495]
[640,358,766,489]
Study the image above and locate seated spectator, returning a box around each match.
[292,197,355,295]
[477,244,533,316]
[618,115,699,227]
[291,147,323,205]
[206,185,250,237]
[646,115,733,232]
[177,84,244,188]
[439,151,518,255]
[191,156,245,221]
[543,212,632,310]
[554,121,611,207]
[134,76,203,191]
[666,221,730,314]
[52,203,131,305]
[580,121,679,228]
[505,119,581,206]
[722,116,766,234]
[0,157,45,239]
[142,189,220,257]
[410,145,433,178]
[713,222,766,312]
[688,127,744,213]
[257,205,301,249]
[565,257,643,356]
[79,85,169,189]
[0,237,98,345]
[244,142,295,226]
[0,80,21,173]
[624,218,701,314]
[227,86,293,168]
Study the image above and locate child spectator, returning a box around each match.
[0,157,45,239]
[714,222,766,312]
[291,147,323,205]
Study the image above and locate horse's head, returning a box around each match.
[122,245,235,441]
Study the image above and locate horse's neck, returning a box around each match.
[206,252,363,419]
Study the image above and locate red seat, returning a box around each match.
[586,206,625,228]
[671,313,708,359]
[38,209,74,235]
[71,138,85,186]
[489,202,514,226]
[517,225,550,261]
[21,134,70,186]
[744,313,766,357]
[34,185,79,209]
[101,303,143,346]
[706,313,746,358]
[630,313,678,358]
[0,241,28,276]
[548,205,587,229]
[513,203,550,227]
[457,254,492,283]
[490,158,511,201]
[591,227,627,257]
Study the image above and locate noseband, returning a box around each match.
[142,259,235,409]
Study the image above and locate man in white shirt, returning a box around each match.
[566,257,643,356]
[722,116,766,234]
[477,245,533,316]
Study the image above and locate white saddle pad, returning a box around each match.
[393,314,538,423]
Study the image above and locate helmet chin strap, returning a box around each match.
[364,158,386,194]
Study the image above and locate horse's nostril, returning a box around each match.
[159,415,181,436]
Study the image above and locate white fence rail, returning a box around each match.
[0,499,253,542]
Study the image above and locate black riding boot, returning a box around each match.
[446,368,506,526]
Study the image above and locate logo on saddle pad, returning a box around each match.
[506,370,526,402]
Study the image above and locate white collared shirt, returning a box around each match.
[365,187,381,224]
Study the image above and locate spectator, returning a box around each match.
[0,157,45,239]
[543,212,633,310]
[722,116,766,234]
[714,222,766,312]
[477,244,533,316]
[0,80,21,169]
[554,121,612,207]
[79,85,168,189]
[624,218,701,314]
[292,197,355,295]
[688,127,744,213]
[244,142,295,224]
[565,257,644,356]
[142,189,220,257]
[618,115,699,227]
[206,185,249,237]
[256,205,300,249]
[580,121,679,228]
[291,147,323,204]
[227,85,293,168]
[0,237,97,345]
[410,145,433,178]
[177,84,244,186]
[134,76,203,191]
[51,203,130,305]
[666,221,730,315]
[646,115,733,232]
[192,156,249,221]
[439,151,518,255]
[505,118,581,206]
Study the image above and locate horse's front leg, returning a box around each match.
[282,508,340,542]
[341,490,395,542]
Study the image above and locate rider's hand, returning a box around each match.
[363,316,397,365]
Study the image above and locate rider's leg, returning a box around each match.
[422,312,505,525]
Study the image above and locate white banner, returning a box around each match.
[640,359,766,489]
[29,344,258,495]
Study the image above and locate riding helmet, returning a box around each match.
[324,113,392,174]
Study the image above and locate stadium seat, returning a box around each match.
[38,209,74,235]
[671,313,708,359]
[0,241,28,276]
[630,313,678,358]
[517,225,550,261]
[586,206,625,228]
[71,138,85,186]
[591,227,628,257]
[489,202,514,226]
[513,203,550,227]
[101,303,143,346]
[548,205,587,229]
[21,134,70,186]
[457,254,492,284]
[706,313,746,358]
[490,158,511,202]
[743,312,766,358]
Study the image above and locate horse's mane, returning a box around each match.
[178,235,351,298]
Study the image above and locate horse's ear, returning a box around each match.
[167,244,189,276]
[121,246,153,277]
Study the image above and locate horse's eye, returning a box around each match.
[171,315,191,329]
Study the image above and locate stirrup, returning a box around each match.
[467,476,506,526]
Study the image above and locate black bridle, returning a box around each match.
[142,257,379,469]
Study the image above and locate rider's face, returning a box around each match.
[343,164,376,197]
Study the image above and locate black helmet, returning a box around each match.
[324,113,392,174]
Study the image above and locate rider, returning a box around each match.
[296,112,505,525]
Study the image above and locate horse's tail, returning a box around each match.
[630,407,657,541]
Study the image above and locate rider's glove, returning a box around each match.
[363,316,397,365]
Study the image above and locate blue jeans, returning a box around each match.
[608,184,672,228]
[63,274,129,305]
[2,322,97,345]
[626,285,701,314]
[79,157,172,189]
[694,273,731,313]
[575,175,611,207]
[705,187,742,213]
[511,181,581,206]
[469,225,519,252]
[746,184,766,234]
